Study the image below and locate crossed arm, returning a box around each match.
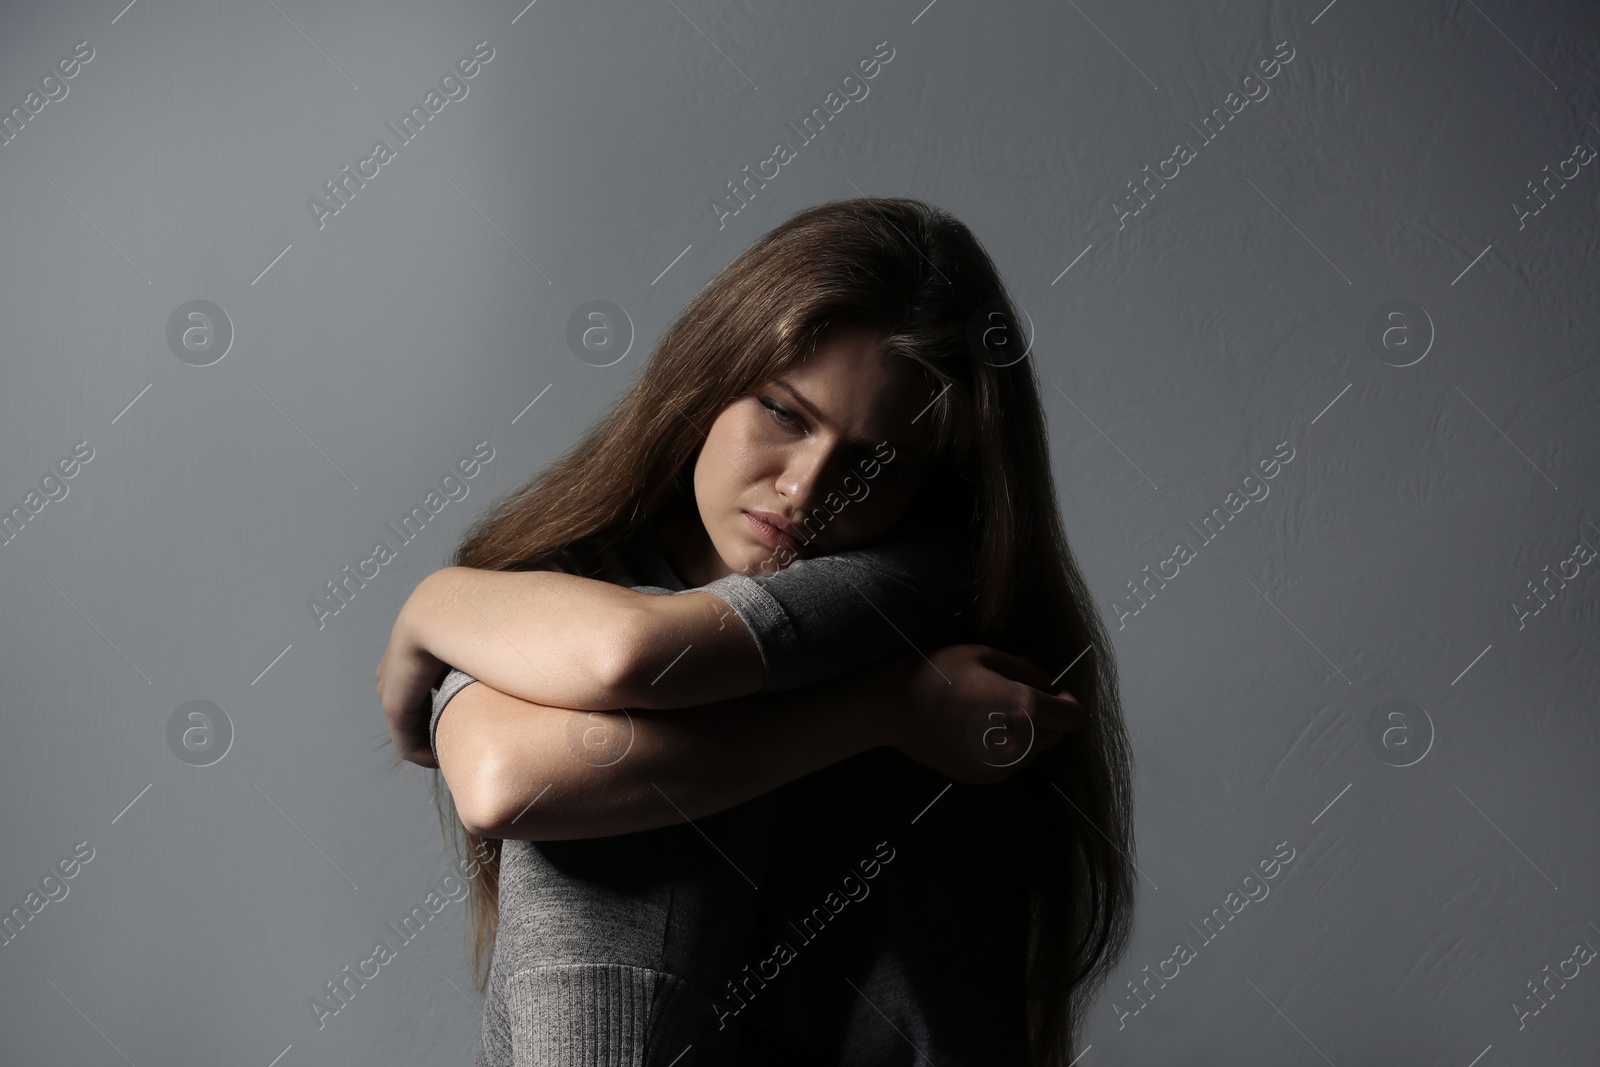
[386,545,1079,841]
[398,564,925,840]
[396,566,769,714]
[434,655,910,840]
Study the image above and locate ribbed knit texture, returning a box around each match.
[502,964,707,1067]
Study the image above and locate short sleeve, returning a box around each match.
[694,529,973,693]
[429,667,480,767]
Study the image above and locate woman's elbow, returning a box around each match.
[436,683,667,839]
[439,748,513,838]
[460,800,535,841]
[456,799,507,839]
[434,688,538,836]
[441,723,573,838]
[461,776,612,842]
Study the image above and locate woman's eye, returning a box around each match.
[759,396,799,427]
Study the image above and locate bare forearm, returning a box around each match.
[405,566,643,711]
[437,655,913,841]
[406,567,765,711]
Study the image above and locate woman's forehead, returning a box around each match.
[770,355,933,455]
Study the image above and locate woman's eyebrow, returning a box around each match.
[771,378,894,451]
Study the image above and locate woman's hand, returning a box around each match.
[884,644,1086,784]
[376,597,452,768]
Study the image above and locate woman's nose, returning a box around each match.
[776,444,837,504]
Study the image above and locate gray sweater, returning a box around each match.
[430,525,1034,1065]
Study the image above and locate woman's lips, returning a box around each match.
[745,512,801,554]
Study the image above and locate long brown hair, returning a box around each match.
[431,197,1135,1064]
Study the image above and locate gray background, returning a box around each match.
[2,0,1596,1063]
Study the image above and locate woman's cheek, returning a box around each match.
[709,420,767,486]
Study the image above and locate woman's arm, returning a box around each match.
[383,529,968,765]
[399,526,964,715]
[400,566,763,711]
[436,644,1085,841]
[436,660,897,840]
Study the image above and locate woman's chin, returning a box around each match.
[727,545,777,576]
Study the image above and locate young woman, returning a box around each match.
[376,198,1136,1065]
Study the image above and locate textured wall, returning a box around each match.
[1,0,1596,1063]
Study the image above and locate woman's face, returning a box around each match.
[685,324,937,582]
